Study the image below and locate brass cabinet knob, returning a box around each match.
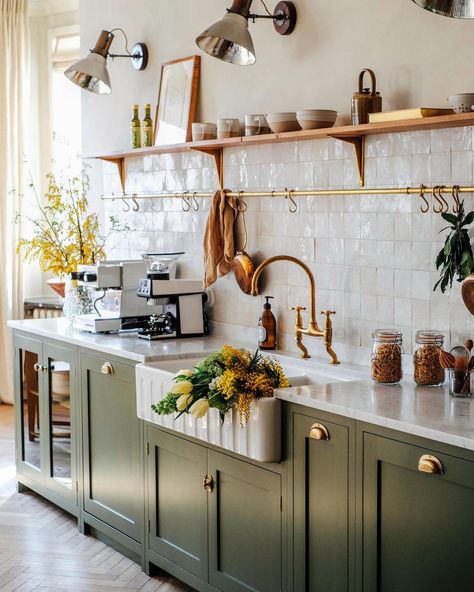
[101,362,114,375]
[418,454,444,475]
[33,363,46,372]
[309,423,330,441]
[203,474,214,493]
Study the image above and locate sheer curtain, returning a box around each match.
[0,0,29,403]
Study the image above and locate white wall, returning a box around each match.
[81,0,474,155]
[81,0,474,367]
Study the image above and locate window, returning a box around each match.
[50,26,81,174]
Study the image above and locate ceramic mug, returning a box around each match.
[217,118,241,139]
[192,123,217,142]
[245,114,270,136]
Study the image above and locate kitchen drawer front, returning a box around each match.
[80,354,143,542]
[208,450,282,592]
[147,427,209,581]
[362,432,474,592]
[293,412,353,592]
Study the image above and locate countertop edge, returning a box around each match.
[276,391,474,452]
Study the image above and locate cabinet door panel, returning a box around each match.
[208,451,282,592]
[13,334,44,483]
[81,355,143,541]
[43,341,77,504]
[293,413,351,592]
[363,433,474,592]
[148,428,208,580]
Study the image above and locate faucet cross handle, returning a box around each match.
[291,306,306,329]
[321,310,336,320]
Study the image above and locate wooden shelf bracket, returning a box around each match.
[190,147,223,189]
[102,156,126,192]
[331,135,366,187]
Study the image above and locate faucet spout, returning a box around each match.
[250,255,340,364]
[251,255,321,331]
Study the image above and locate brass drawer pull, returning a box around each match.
[418,454,444,475]
[203,474,214,493]
[309,423,330,441]
[101,362,114,375]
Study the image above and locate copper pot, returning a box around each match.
[231,201,255,294]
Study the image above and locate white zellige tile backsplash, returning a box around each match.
[102,127,474,370]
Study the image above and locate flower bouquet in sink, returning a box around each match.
[152,345,290,426]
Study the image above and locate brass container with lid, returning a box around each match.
[351,68,382,125]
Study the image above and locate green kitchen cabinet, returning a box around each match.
[80,352,144,550]
[13,332,78,515]
[208,450,282,592]
[362,432,474,592]
[292,410,355,592]
[146,426,283,592]
[147,428,209,581]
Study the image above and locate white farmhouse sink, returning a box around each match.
[136,352,362,463]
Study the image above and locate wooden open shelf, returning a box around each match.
[85,112,474,191]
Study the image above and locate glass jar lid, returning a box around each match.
[372,329,403,344]
[415,330,444,346]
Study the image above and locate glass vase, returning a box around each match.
[62,276,94,321]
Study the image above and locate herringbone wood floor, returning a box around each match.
[0,403,194,592]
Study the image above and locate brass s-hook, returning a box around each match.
[131,194,140,212]
[192,192,200,211]
[452,185,461,213]
[121,195,131,212]
[237,191,247,212]
[419,184,429,213]
[438,185,449,213]
[181,192,191,212]
[286,188,298,213]
[432,186,444,214]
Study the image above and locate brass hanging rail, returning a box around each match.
[101,184,474,201]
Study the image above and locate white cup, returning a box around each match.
[192,123,217,142]
[217,118,241,139]
[245,114,269,136]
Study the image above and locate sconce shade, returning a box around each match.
[196,12,256,65]
[64,53,112,94]
[412,0,474,18]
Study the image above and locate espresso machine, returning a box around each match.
[72,256,207,338]
[135,253,207,340]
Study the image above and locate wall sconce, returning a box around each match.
[196,0,297,66]
[412,0,474,18]
[64,29,148,95]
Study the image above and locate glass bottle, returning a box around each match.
[131,104,141,149]
[413,330,445,386]
[142,103,154,147]
[371,329,403,384]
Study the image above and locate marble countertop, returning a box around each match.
[276,380,474,452]
[8,318,228,363]
[9,318,474,452]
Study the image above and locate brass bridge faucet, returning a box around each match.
[250,255,340,364]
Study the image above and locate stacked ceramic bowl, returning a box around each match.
[296,109,338,130]
[266,112,300,133]
[447,94,474,113]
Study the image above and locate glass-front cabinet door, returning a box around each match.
[14,334,44,482]
[13,334,78,508]
[43,341,77,505]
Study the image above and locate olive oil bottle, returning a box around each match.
[142,103,154,147]
[258,296,277,350]
[131,104,141,149]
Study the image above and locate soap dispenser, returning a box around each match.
[258,296,277,350]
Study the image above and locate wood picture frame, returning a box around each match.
[154,55,201,146]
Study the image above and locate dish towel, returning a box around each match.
[203,189,240,288]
